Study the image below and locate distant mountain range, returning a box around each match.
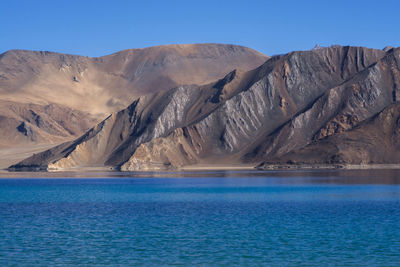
[4,44,400,171]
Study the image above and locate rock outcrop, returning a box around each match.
[12,45,399,171]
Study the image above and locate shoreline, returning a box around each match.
[258,164,400,170]
[2,163,400,175]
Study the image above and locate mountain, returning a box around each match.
[0,43,268,167]
[12,45,400,171]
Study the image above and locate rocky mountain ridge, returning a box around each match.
[10,45,400,171]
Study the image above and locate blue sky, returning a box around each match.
[1,0,399,57]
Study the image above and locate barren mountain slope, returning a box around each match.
[0,44,268,117]
[0,43,267,165]
[10,45,391,171]
[0,100,98,169]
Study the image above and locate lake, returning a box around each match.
[0,169,400,266]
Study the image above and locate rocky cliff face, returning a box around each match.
[11,45,400,171]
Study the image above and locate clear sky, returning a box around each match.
[1,0,399,57]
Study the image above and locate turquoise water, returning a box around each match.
[1,170,400,266]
